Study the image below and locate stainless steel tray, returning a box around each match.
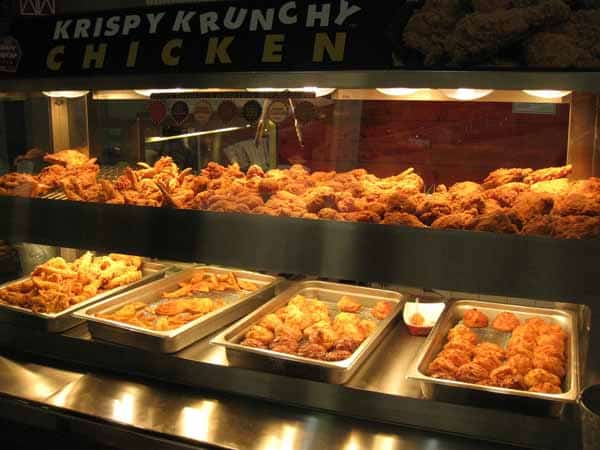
[0,261,169,333]
[212,281,405,384]
[75,266,281,353]
[407,299,580,409]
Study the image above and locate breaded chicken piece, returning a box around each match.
[473,211,520,234]
[484,182,530,208]
[524,165,572,184]
[483,168,533,189]
[447,0,571,65]
[431,213,477,230]
[382,212,426,228]
[522,215,554,237]
[512,191,555,223]
[553,193,600,217]
[531,178,571,196]
[416,193,453,225]
[552,215,600,240]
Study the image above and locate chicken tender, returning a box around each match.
[492,312,521,332]
[337,296,362,313]
[463,308,489,328]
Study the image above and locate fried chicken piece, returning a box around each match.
[307,327,338,351]
[489,365,525,389]
[529,383,562,394]
[463,308,489,328]
[553,193,600,217]
[537,334,566,353]
[318,208,340,220]
[259,313,284,332]
[484,183,530,208]
[507,354,534,376]
[386,191,418,214]
[402,0,467,65]
[473,211,520,234]
[358,320,377,338]
[43,149,90,167]
[444,340,476,357]
[492,312,521,332]
[245,325,275,345]
[522,215,554,237]
[473,353,503,373]
[372,301,395,320]
[333,337,361,353]
[439,349,472,368]
[525,165,573,184]
[552,215,600,239]
[483,168,533,189]
[416,193,452,225]
[382,212,426,228]
[524,368,561,388]
[571,177,600,196]
[531,178,571,196]
[297,343,327,360]
[337,296,362,313]
[427,356,459,379]
[474,342,506,360]
[241,338,268,349]
[456,362,489,384]
[303,187,337,213]
[431,213,477,231]
[341,211,381,223]
[512,191,554,223]
[533,354,566,378]
[448,324,479,344]
[472,0,512,12]
[447,0,571,65]
[270,337,300,354]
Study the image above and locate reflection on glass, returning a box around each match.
[373,434,397,450]
[343,433,361,450]
[258,424,299,450]
[112,393,135,423]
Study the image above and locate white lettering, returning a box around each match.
[53,19,71,40]
[93,17,104,38]
[279,1,297,25]
[146,12,165,34]
[307,3,331,27]
[224,7,247,30]
[104,16,121,37]
[173,10,196,32]
[250,8,275,32]
[122,15,141,35]
[335,0,361,25]
[199,12,219,35]
[73,19,91,39]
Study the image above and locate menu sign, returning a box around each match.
[2,0,600,77]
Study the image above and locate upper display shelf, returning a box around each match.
[1,1,599,92]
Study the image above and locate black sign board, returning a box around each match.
[2,0,600,78]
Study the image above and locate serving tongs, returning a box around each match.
[288,98,304,149]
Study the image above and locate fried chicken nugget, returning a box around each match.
[524,368,561,388]
[492,312,521,332]
[463,308,489,328]
[337,295,362,313]
[456,362,489,384]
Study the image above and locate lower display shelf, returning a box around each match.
[0,317,579,450]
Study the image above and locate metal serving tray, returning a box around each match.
[0,261,169,333]
[212,281,405,384]
[407,299,580,411]
[75,266,281,353]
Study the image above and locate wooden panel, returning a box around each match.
[567,92,599,179]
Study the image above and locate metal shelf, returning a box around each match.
[1,196,599,303]
[1,70,600,92]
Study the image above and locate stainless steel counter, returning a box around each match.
[0,354,519,450]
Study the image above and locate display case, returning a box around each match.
[0,2,599,449]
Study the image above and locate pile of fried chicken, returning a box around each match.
[398,0,600,68]
[241,294,394,362]
[2,150,600,240]
[0,149,99,198]
[0,252,143,314]
[427,309,568,394]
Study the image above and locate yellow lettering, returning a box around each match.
[127,41,139,68]
[262,34,284,63]
[47,46,64,71]
[313,32,346,62]
[162,39,182,66]
[206,36,234,64]
[83,43,107,69]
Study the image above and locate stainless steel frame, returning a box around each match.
[213,280,404,384]
[76,266,282,353]
[0,261,169,333]
[407,299,580,407]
